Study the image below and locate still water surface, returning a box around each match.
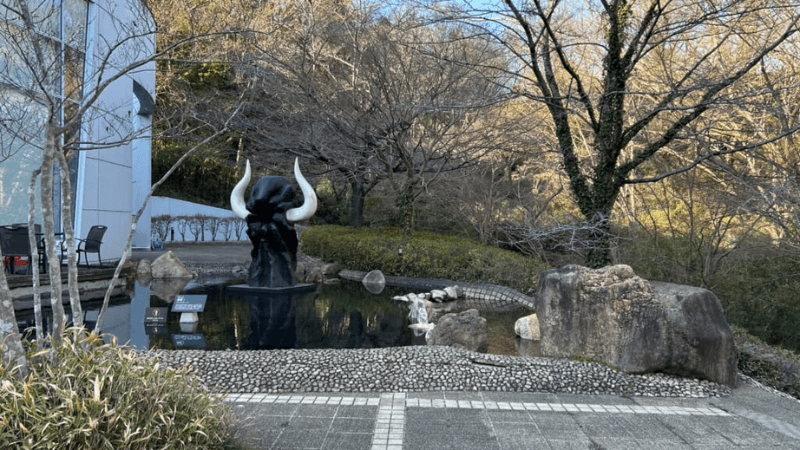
[17,280,425,351]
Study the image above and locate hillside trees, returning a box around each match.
[146,0,250,206]
[206,0,520,229]
[443,0,800,267]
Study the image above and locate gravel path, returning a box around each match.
[143,345,731,398]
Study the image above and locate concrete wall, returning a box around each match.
[150,196,246,242]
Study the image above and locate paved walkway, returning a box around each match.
[134,243,800,449]
[226,385,800,449]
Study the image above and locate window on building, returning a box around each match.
[0,0,88,225]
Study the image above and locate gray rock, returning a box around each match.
[322,263,341,276]
[426,309,488,353]
[515,337,542,358]
[514,314,540,340]
[150,277,191,302]
[295,262,307,280]
[536,264,738,387]
[306,267,324,283]
[135,258,152,281]
[362,270,386,294]
[150,251,193,279]
[431,289,447,302]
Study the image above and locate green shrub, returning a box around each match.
[618,229,705,286]
[711,255,800,354]
[0,329,237,449]
[301,225,546,294]
[732,326,800,399]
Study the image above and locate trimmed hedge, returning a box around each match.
[301,225,546,294]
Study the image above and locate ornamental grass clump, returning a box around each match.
[0,328,235,449]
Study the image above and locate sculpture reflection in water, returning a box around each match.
[244,292,297,349]
[230,158,317,288]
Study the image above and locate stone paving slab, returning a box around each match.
[227,389,800,450]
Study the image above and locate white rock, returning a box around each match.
[431,289,447,302]
[444,285,462,300]
[515,314,540,340]
[362,269,386,294]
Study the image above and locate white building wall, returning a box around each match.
[0,0,156,264]
[75,0,156,259]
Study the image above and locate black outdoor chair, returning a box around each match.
[75,225,108,269]
[0,225,41,275]
[12,223,49,272]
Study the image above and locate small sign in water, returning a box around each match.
[145,307,168,324]
[172,334,207,348]
[171,295,207,313]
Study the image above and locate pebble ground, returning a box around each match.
[145,345,730,398]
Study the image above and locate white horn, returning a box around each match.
[230,159,251,220]
[286,157,318,222]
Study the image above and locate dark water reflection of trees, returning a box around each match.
[146,280,421,351]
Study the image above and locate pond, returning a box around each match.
[16,278,536,356]
[16,279,429,351]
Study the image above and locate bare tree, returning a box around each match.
[219,217,232,241]
[0,0,165,349]
[188,215,206,241]
[230,1,515,229]
[175,215,189,241]
[232,217,246,240]
[205,216,220,241]
[152,214,171,242]
[440,0,800,267]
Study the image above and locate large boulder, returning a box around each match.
[536,264,738,387]
[426,309,488,353]
[150,251,193,279]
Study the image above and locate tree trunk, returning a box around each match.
[0,249,28,378]
[584,212,613,269]
[397,184,416,237]
[28,169,44,344]
[349,179,365,228]
[41,125,66,345]
[55,150,83,328]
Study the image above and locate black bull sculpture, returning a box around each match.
[230,158,317,287]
